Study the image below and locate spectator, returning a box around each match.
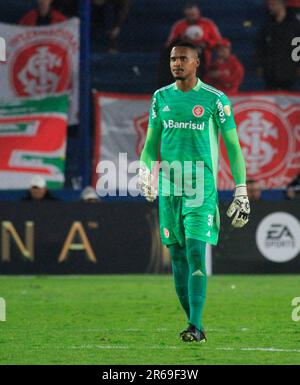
[287,0,300,20]
[80,186,100,202]
[257,0,300,90]
[166,2,221,71]
[247,180,262,201]
[92,0,130,53]
[285,174,300,199]
[19,0,66,26]
[204,38,244,94]
[22,175,57,201]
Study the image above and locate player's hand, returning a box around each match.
[138,165,157,202]
[226,184,250,228]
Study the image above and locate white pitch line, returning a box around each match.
[70,345,181,350]
[69,345,300,353]
[70,345,129,350]
[217,347,300,353]
[81,328,170,332]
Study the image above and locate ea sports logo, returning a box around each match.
[256,212,300,262]
[193,105,204,118]
[11,42,71,96]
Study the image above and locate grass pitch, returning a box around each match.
[0,275,300,365]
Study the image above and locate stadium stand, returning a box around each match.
[0,0,268,93]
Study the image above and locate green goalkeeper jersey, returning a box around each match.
[145,79,238,201]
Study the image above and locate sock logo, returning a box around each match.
[192,269,204,277]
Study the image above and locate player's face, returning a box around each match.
[170,47,199,81]
[184,6,201,24]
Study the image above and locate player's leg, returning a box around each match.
[186,238,207,332]
[159,195,190,325]
[182,201,219,336]
[179,238,207,343]
[168,242,190,319]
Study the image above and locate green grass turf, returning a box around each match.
[0,275,300,365]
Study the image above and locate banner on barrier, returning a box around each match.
[93,91,300,190]
[0,94,69,189]
[0,19,79,124]
[0,201,299,274]
[0,202,169,275]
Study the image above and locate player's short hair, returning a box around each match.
[171,41,199,59]
[171,41,198,54]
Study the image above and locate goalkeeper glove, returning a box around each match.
[138,165,157,202]
[226,184,250,228]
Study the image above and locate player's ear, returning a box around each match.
[196,58,200,68]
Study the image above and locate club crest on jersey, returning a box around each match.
[192,105,204,118]
[163,228,170,238]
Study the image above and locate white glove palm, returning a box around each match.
[227,184,250,228]
[138,165,157,202]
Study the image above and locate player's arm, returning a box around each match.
[138,92,162,202]
[215,94,250,227]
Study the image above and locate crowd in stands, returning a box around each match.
[15,0,300,93]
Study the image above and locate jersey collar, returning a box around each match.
[174,78,202,92]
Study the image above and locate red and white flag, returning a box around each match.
[0,18,79,124]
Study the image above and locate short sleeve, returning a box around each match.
[214,93,236,132]
[148,91,161,130]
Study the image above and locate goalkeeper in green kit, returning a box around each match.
[138,42,250,343]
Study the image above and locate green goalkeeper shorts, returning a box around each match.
[159,194,220,246]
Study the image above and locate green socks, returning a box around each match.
[186,238,207,331]
[169,238,207,331]
[169,243,190,319]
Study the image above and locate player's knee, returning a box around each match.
[187,253,205,274]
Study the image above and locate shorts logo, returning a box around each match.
[163,227,170,238]
[224,105,231,116]
[192,105,204,118]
